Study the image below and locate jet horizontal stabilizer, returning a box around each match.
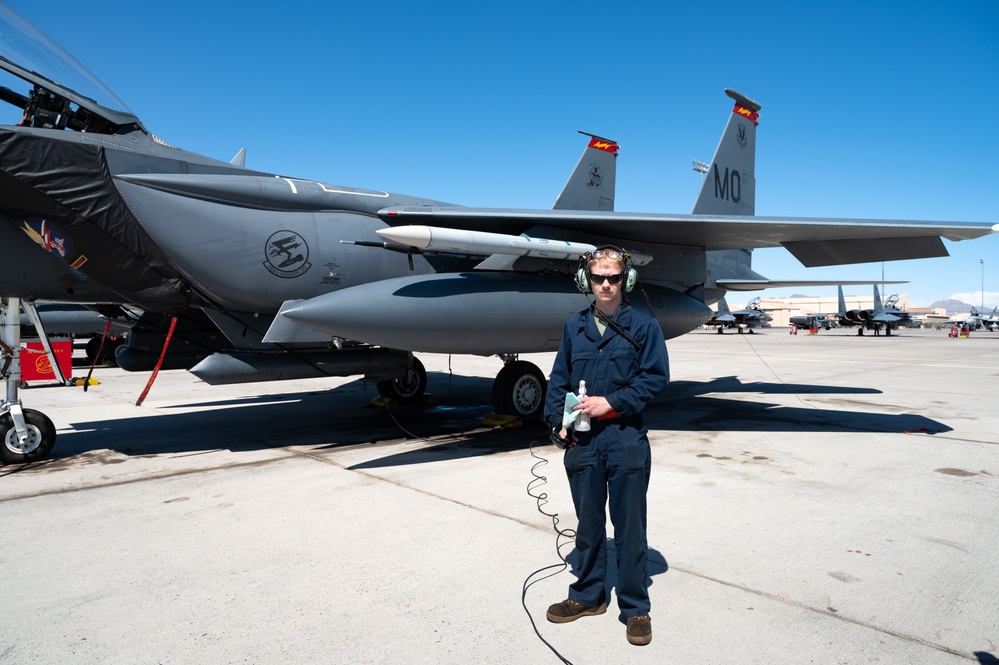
[717,279,908,292]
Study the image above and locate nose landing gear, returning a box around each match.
[2,297,58,464]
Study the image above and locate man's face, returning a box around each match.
[588,257,625,307]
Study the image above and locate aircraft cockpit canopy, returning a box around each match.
[0,4,142,134]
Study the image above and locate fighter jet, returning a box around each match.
[0,4,995,463]
[950,306,999,332]
[975,307,999,331]
[707,297,773,333]
[834,285,916,335]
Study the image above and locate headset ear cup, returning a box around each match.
[575,267,590,293]
[625,267,637,293]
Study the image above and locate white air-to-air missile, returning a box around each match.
[374,225,654,265]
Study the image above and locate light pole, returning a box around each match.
[982,259,985,312]
[692,160,709,190]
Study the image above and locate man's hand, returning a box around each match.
[574,395,615,419]
[550,428,578,449]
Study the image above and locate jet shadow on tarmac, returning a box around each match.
[646,376,949,436]
[4,369,949,474]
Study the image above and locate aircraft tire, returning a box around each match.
[492,361,546,420]
[0,408,56,465]
[112,341,128,365]
[376,357,427,402]
[85,336,101,362]
[85,336,121,365]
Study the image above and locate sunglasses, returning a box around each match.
[589,271,625,285]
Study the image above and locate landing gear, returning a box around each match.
[85,335,124,365]
[492,358,546,420]
[0,407,55,464]
[2,297,58,464]
[376,356,427,403]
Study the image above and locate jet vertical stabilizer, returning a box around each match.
[714,296,734,320]
[701,90,765,300]
[552,132,618,211]
[692,89,760,216]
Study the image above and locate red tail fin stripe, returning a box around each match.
[587,137,620,155]
[733,103,760,126]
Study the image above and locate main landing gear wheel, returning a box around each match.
[492,360,546,420]
[85,336,102,363]
[1,408,56,465]
[376,357,427,403]
[85,336,124,365]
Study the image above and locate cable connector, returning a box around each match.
[549,430,571,449]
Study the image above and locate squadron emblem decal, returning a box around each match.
[21,219,70,258]
[737,123,748,149]
[264,231,311,278]
[586,163,603,189]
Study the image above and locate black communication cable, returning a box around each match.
[591,304,641,352]
[521,441,578,665]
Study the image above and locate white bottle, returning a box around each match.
[575,380,591,432]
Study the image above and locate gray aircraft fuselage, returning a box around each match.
[0,2,713,363]
[0,4,991,374]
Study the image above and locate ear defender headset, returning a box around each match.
[574,245,638,293]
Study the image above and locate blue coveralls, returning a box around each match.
[544,301,669,618]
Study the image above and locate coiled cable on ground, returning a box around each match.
[521,441,577,664]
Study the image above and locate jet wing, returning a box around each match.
[378,206,996,267]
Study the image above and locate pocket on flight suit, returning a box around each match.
[564,434,597,474]
[608,426,651,473]
[568,350,596,385]
[607,347,640,386]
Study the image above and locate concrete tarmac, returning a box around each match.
[2,327,997,664]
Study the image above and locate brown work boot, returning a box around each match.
[546,599,607,623]
[626,614,652,645]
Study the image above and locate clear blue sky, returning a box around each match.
[12,1,999,309]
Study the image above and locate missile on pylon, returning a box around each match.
[374,225,652,265]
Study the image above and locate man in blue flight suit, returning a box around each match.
[544,246,669,646]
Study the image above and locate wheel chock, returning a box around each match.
[369,393,438,408]
[483,413,523,428]
[369,395,399,408]
[72,377,100,387]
